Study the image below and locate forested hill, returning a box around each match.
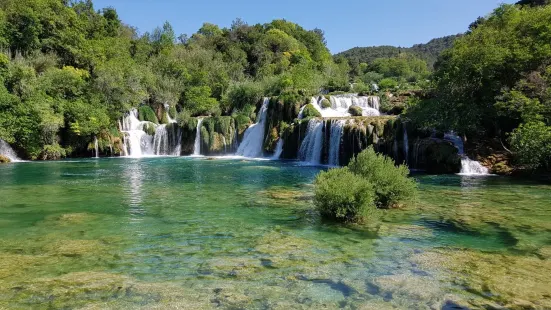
[335,34,461,68]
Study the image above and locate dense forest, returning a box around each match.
[0,0,349,159]
[0,0,550,173]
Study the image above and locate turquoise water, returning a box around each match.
[0,158,550,309]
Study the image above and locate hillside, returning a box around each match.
[335,34,461,68]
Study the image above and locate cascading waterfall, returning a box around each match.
[236,98,270,158]
[329,94,381,117]
[444,133,489,175]
[299,119,324,165]
[94,137,99,158]
[121,109,155,157]
[153,125,169,155]
[328,120,345,166]
[193,119,204,156]
[272,139,284,159]
[0,139,21,162]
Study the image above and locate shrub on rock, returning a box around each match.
[348,106,363,116]
[301,104,322,118]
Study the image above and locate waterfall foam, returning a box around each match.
[94,137,99,158]
[193,119,204,156]
[236,98,270,158]
[444,133,489,176]
[299,119,324,165]
[121,109,155,157]
[0,139,21,162]
[328,120,345,166]
[272,139,284,159]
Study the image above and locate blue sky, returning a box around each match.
[92,0,516,54]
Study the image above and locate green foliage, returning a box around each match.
[138,106,159,124]
[314,168,376,223]
[509,121,551,171]
[412,4,551,137]
[348,106,363,116]
[378,78,398,91]
[347,147,417,208]
[301,104,321,118]
[40,144,66,160]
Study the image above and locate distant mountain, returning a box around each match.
[335,34,462,69]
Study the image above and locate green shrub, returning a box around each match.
[143,123,157,136]
[379,78,398,91]
[169,105,177,119]
[348,147,417,209]
[138,106,159,124]
[0,155,10,163]
[320,98,331,109]
[509,121,551,171]
[314,168,376,223]
[40,144,66,160]
[348,106,363,116]
[301,104,321,118]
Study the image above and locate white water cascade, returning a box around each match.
[94,137,99,158]
[328,120,346,166]
[330,94,380,117]
[0,139,22,162]
[299,119,324,165]
[193,119,204,156]
[272,139,284,159]
[236,98,270,158]
[444,133,489,176]
[121,109,155,157]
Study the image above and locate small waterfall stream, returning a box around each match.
[328,120,345,166]
[444,133,489,175]
[0,139,22,162]
[121,109,155,157]
[299,119,324,165]
[193,119,204,156]
[94,137,99,158]
[403,124,409,164]
[236,98,270,158]
[272,139,284,159]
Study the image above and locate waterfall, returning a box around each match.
[164,103,176,124]
[236,98,270,158]
[94,137,99,158]
[299,119,324,165]
[193,119,204,156]
[272,139,284,159]
[444,133,489,175]
[153,125,169,155]
[328,120,345,166]
[0,139,21,162]
[121,109,155,157]
[403,124,409,164]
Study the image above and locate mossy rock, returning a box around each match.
[138,106,159,124]
[320,98,331,109]
[169,105,177,119]
[301,104,321,118]
[0,155,10,163]
[348,106,363,116]
[142,123,157,136]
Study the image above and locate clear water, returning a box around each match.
[0,158,550,309]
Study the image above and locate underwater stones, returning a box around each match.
[412,249,551,309]
[56,213,96,225]
[44,239,106,257]
[259,186,312,206]
[373,273,443,304]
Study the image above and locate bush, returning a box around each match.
[509,121,551,171]
[348,147,417,209]
[314,168,376,223]
[301,104,321,118]
[0,155,10,163]
[40,144,67,160]
[320,98,331,109]
[138,106,159,124]
[348,106,363,116]
[379,78,398,91]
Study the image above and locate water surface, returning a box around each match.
[0,158,550,309]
